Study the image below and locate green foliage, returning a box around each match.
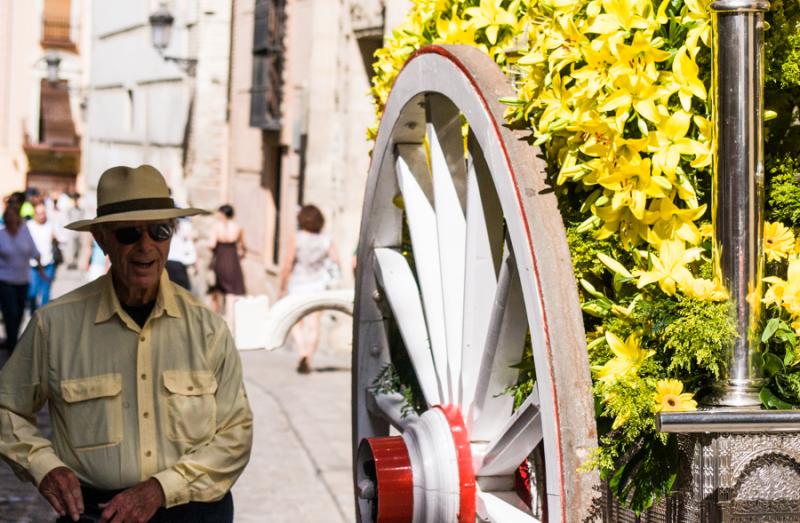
[605,435,679,514]
[764,0,800,155]
[766,154,800,226]
[504,332,536,410]
[641,296,735,381]
[371,363,426,417]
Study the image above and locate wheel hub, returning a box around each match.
[356,405,476,523]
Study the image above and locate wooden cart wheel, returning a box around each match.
[352,45,598,523]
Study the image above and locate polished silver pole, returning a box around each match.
[706,0,770,406]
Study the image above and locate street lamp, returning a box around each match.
[148,4,174,52]
[45,52,61,84]
[148,3,197,76]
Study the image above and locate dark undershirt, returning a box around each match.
[121,300,156,328]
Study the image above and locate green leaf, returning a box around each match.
[762,318,783,343]
[760,387,795,410]
[763,352,785,377]
[498,96,525,106]
[583,300,612,317]
[785,349,797,368]
[580,278,606,299]
[598,253,633,278]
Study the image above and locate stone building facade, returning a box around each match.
[0,0,89,198]
[226,0,410,297]
[82,0,231,214]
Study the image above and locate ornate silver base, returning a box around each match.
[598,432,800,522]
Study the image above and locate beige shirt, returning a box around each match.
[0,272,253,507]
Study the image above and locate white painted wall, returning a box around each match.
[83,0,231,218]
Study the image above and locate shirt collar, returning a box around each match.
[95,270,182,325]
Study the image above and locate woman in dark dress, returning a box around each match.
[209,204,246,315]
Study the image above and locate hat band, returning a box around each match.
[97,197,175,217]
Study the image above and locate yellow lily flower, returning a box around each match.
[764,221,795,263]
[679,276,728,301]
[585,0,651,34]
[667,47,707,112]
[647,197,707,246]
[538,73,575,133]
[465,0,520,45]
[634,239,703,295]
[647,110,705,179]
[595,331,654,383]
[682,0,711,58]
[764,256,800,316]
[593,203,651,248]
[599,68,666,126]
[653,379,698,412]
[596,152,668,220]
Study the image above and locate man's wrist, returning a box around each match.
[151,468,189,508]
[29,450,68,486]
[146,477,166,507]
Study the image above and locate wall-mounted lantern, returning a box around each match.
[148,4,197,76]
[45,52,61,84]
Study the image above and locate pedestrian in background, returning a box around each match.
[209,204,246,315]
[0,203,42,351]
[82,236,109,282]
[27,202,62,312]
[278,204,340,374]
[166,217,198,291]
[65,192,84,268]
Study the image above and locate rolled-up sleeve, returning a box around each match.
[152,327,253,507]
[0,316,66,485]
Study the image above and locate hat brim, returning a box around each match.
[66,207,210,231]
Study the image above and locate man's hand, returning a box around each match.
[98,478,165,523]
[39,466,84,522]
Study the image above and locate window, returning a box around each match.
[41,0,75,51]
[250,0,286,131]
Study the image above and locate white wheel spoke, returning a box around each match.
[395,147,450,401]
[478,389,542,477]
[461,143,504,415]
[367,389,418,431]
[373,247,443,405]
[427,120,466,405]
[469,252,528,441]
[477,490,541,523]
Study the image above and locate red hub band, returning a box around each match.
[435,405,476,523]
[361,405,475,523]
[362,436,413,522]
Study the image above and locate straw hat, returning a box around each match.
[66,165,208,231]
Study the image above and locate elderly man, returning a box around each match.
[0,165,253,523]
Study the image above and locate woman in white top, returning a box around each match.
[26,202,62,312]
[278,204,340,374]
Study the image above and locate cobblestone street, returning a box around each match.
[0,267,355,522]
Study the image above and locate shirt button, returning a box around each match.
[187,386,194,391]
[141,374,147,380]
[140,336,146,342]
[143,412,149,418]
[145,450,152,457]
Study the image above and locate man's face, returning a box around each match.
[94,221,173,297]
[33,204,46,224]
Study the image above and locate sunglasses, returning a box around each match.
[111,223,174,245]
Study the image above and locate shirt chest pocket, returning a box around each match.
[60,374,123,451]
[162,370,218,443]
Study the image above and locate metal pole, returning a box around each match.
[706,0,770,406]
